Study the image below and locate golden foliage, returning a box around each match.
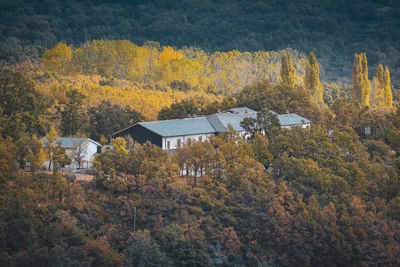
[34,72,221,120]
[42,41,307,94]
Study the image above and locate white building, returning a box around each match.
[43,137,102,170]
[114,107,311,151]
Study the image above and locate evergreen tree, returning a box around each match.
[304,52,323,105]
[280,51,296,87]
[88,101,144,141]
[59,89,89,136]
[384,66,392,108]
[352,53,370,107]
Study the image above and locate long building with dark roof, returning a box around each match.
[114,107,311,151]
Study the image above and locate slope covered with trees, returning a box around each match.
[0,0,399,87]
[1,39,400,266]
[40,41,307,95]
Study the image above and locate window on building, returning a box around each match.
[167,141,170,150]
[177,138,181,147]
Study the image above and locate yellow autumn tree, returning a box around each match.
[373,64,385,108]
[111,137,128,155]
[304,52,323,105]
[42,42,73,75]
[280,51,296,87]
[42,40,307,94]
[352,53,370,107]
[384,66,392,108]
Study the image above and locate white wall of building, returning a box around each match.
[43,140,100,170]
[281,123,311,129]
[159,122,310,151]
[162,133,215,150]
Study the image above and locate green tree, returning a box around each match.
[85,237,123,267]
[0,69,49,138]
[250,132,273,168]
[124,230,170,267]
[175,139,214,186]
[156,224,210,266]
[352,53,370,107]
[305,52,323,105]
[387,129,400,156]
[44,126,59,171]
[44,126,71,173]
[280,51,295,88]
[157,99,200,120]
[16,135,45,171]
[26,135,46,171]
[59,89,89,136]
[0,137,18,182]
[88,101,144,140]
[240,108,281,140]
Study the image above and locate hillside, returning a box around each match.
[0,0,399,86]
[1,1,400,265]
[1,63,400,265]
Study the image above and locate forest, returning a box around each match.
[0,37,400,266]
[0,0,400,88]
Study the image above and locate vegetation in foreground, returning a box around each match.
[0,42,400,266]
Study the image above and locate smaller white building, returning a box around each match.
[43,137,102,170]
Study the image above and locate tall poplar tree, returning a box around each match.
[373,64,385,108]
[384,66,392,108]
[304,52,323,105]
[352,53,370,107]
[372,64,393,108]
[280,51,295,87]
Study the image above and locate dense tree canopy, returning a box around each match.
[0,28,400,265]
[0,69,49,139]
[59,89,89,136]
[88,100,144,141]
[1,0,400,88]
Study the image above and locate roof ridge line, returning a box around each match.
[215,113,228,131]
[140,116,207,124]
